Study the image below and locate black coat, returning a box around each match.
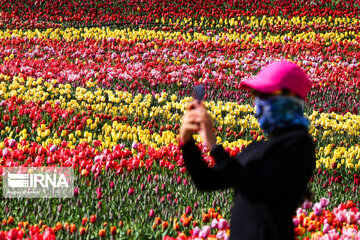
[181,125,315,240]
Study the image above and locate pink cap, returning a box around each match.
[240,61,311,99]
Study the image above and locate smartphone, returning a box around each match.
[193,84,205,103]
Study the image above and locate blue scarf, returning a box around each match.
[254,96,310,135]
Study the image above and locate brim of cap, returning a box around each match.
[240,76,281,94]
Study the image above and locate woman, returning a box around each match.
[179,61,315,240]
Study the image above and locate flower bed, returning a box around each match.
[0,0,359,239]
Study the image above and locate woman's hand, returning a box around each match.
[179,101,200,144]
[179,101,216,149]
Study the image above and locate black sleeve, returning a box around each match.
[181,135,315,199]
[211,135,315,202]
[180,138,233,191]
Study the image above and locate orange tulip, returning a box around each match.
[110,226,116,235]
[55,222,62,231]
[70,223,76,234]
[64,222,69,230]
[82,217,87,226]
[154,217,161,226]
[294,226,305,236]
[79,227,86,235]
[162,221,169,230]
[23,222,29,229]
[182,218,191,227]
[7,216,14,225]
[202,213,210,223]
[173,222,180,231]
[99,229,106,238]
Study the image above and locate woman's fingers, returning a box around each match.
[180,113,200,143]
[187,100,202,110]
[183,111,199,124]
[181,122,200,132]
[180,101,213,144]
[180,122,199,143]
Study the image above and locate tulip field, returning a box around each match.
[1,0,360,239]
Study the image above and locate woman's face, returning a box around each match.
[252,91,307,134]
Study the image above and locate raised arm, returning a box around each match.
[181,138,233,191]
[179,101,234,191]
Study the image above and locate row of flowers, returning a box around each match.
[2,199,360,239]
[164,199,360,240]
[0,0,359,29]
[1,87,360,170]
[1,25,359,44]
[0,29,358,114]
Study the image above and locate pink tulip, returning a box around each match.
[128,187,134,195]
[296,208,306,216]
[50,145,57,152]
[218,218,229,230]
[132,142,138,149]
[2,148,9,157]
[199,226,211,238]
[9,139,16,148]
[211,218,218,228]
[216,230,228,239]
[320,197,330,209]
[74,187,79,196]
[322,223,330,233]
[302,199,312,209]
[336,211,346,222]
[163,193,170,202]
[293,218,299,227]
[191,226,201,236]
[149,209,154,217]
[313,202,322,216]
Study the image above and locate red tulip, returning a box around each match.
[90,215,96,224]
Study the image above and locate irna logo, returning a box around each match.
[3,167,74,198]
[7,173,69,188]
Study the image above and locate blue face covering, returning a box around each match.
[254,96,310,135]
